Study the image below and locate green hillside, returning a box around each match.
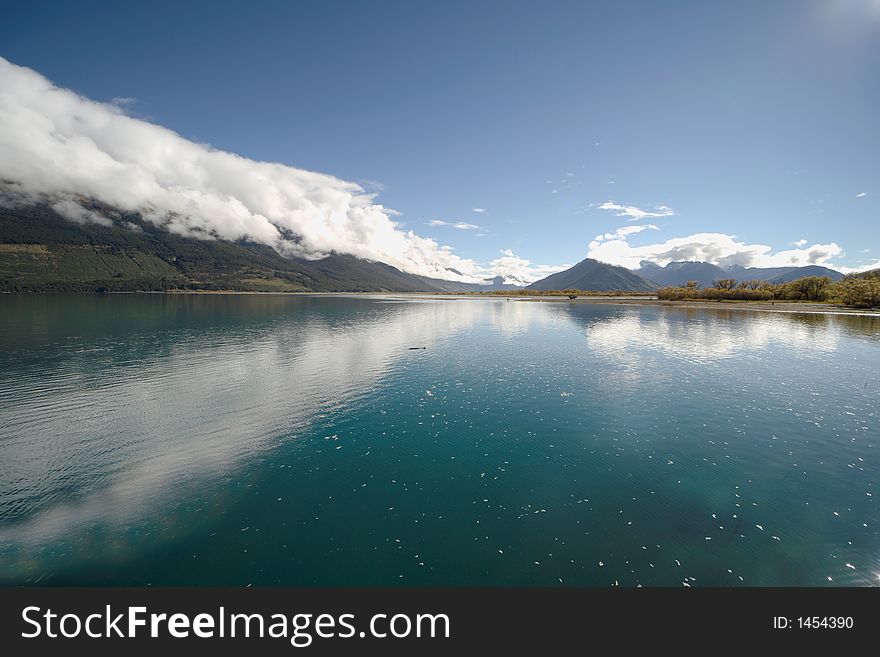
[0,204,490,293]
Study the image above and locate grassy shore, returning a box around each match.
[390,294,880,316]
[10,287,876,316]
[144,289,880,316]
[535,296,880,316]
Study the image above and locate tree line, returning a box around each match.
[459,289,649,297]
[657,274,880,308]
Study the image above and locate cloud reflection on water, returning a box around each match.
[0,297,486,571]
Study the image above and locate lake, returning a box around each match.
[0,295,877,586]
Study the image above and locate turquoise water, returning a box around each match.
[0,295,877,586]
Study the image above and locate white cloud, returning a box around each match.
[792,238,808,247]
[358,179,386,193]
[856,192,867,198]
[0,300,488,555]
[595,201,676,221]
[427,220,482,230]
[471,207,487,213]
[586,312,839,367]
[593,224,659,243]
[110,96,137,108]
[587,231,848,271]
[49,199,113,227]
[0,57,488,283]
[837,259,880,274]
[485,249,570,286]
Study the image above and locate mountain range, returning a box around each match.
[634,260,844,288]
[526,258,657,292]
[0,202,846,293]
[0,203,518,293]
[722,263,844,284]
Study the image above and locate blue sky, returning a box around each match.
[1,0,878,278]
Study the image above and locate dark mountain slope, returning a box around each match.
[296,254,435,292]
[632,261,846,288]
[724,264,843,283]
[0,203,497,293]
[766,265,843,283]
[634,260,728,288]
[527,258,657,292]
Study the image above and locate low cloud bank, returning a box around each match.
[0,58,487,282]
[488,249,569,285]
[588,230,879,274]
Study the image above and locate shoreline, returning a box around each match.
[534,296,880,318]
[391,294,880,317]
[7,289,877,317]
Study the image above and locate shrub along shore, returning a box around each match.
[656,273,880,308]
[440,271,880,310]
